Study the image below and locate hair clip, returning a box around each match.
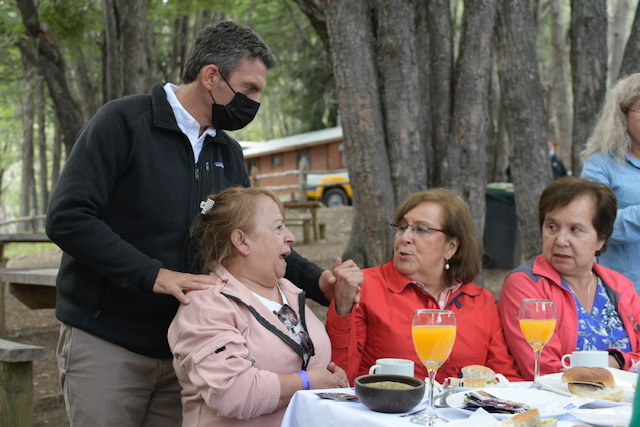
[200,199,215,214]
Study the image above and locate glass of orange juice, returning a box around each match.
[519,299,557,388]
[411,309,456,425]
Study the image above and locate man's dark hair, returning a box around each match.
[182,21,276,83]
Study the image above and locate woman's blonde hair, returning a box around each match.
[581,73,640,162]
[392,188,482,286]
[192,186,284,273]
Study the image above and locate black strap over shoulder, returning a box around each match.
[221,291,310,370]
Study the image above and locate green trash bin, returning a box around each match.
[483,183,521,269]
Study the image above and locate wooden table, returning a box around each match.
[0,267,58,337]
[0,267,58,309]
[283,201,324,243]
[0,233,55,337]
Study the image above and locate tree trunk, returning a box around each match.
[20,56,35,231]
[569,0,607,176]
[102,0,123,99]
[374,0,426,206]
[422,0,453,188]
[322,0,395,267]
[37,78,48,216]
[16,0,82,158]
[548,0,572,170]
[52,123,62,186]
[618,4,640,79]
[608,0,630,85]
[102,0,151,99]
[495,0,550,261]
[446,0,496,237]
[71,46,102,123]
[487,66,510,183]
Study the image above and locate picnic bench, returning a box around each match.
[283,201,326,244]
[0,233,56,338]
[0,338,44,427]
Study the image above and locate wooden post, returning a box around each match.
[298,156,309,202]
[0,339,44,427]
[0,241,6,338]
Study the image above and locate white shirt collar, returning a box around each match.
[163,83,216,162]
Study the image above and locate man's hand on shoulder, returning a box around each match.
[153,268,219,304]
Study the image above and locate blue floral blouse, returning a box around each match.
[562,277,631,352]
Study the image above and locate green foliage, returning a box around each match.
[3,242,57,258]
[39,0,102,40]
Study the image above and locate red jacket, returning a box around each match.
[498,255,640,380]
[326,261,522,384]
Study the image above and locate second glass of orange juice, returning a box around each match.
[519,299,557,387]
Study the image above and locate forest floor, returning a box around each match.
[4,205,510,426]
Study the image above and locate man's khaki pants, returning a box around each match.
[57,323,182,426]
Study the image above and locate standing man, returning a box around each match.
[46,21,335,426]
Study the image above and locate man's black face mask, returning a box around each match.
[210,73,260,131]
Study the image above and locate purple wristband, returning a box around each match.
[297,370,311,390]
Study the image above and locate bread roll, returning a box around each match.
[461,365,496,379]
[561,367,623,402]
[501,409,557,426]
[445,365,497,388]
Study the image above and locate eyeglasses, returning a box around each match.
[390,222,447,236]
[275,304,315,358]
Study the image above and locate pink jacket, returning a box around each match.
[167,267,331,426]
[498,255,640,379]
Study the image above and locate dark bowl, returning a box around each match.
[354,374,425,413]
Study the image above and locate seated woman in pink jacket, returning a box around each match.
[168,187,361,426]
[498,177,640,380]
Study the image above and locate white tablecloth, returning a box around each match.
[281,385,619,427]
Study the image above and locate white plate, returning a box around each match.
[445,387,572,420]
[537,368,636,407]
[569,406,633,426]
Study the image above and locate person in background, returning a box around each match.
[168,187,358,426]
[326,188,522,384]
[505,141,568,182]
[548,141,568,179]
[498,177,640,380]
[46,21,337,426]
[581,72,640,295]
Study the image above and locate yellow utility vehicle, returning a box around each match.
[305,172,352,207]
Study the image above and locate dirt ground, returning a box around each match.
[3,205,510,426]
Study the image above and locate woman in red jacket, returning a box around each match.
[498,177,640,380]
[327,188,522,384]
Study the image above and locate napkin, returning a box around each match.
[445,408,500,426]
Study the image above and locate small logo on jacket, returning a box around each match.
[214,162,224,169]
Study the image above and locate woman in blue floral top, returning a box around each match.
[498,177,640,379]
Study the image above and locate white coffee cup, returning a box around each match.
[561,350,608,369]
[368,358,414,377]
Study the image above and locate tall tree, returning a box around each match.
[296,0,498,266]
[445,0,496,235]
[16,0,82,158]
[608,0,630,85]
[547,0,572,167]
[569,0,607,177]
[37,78,49,215]
[19,54,36,230]
[317,0,395,266]
[102,0,153,98]
[495,0,550,260]
[618,4,640,79]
